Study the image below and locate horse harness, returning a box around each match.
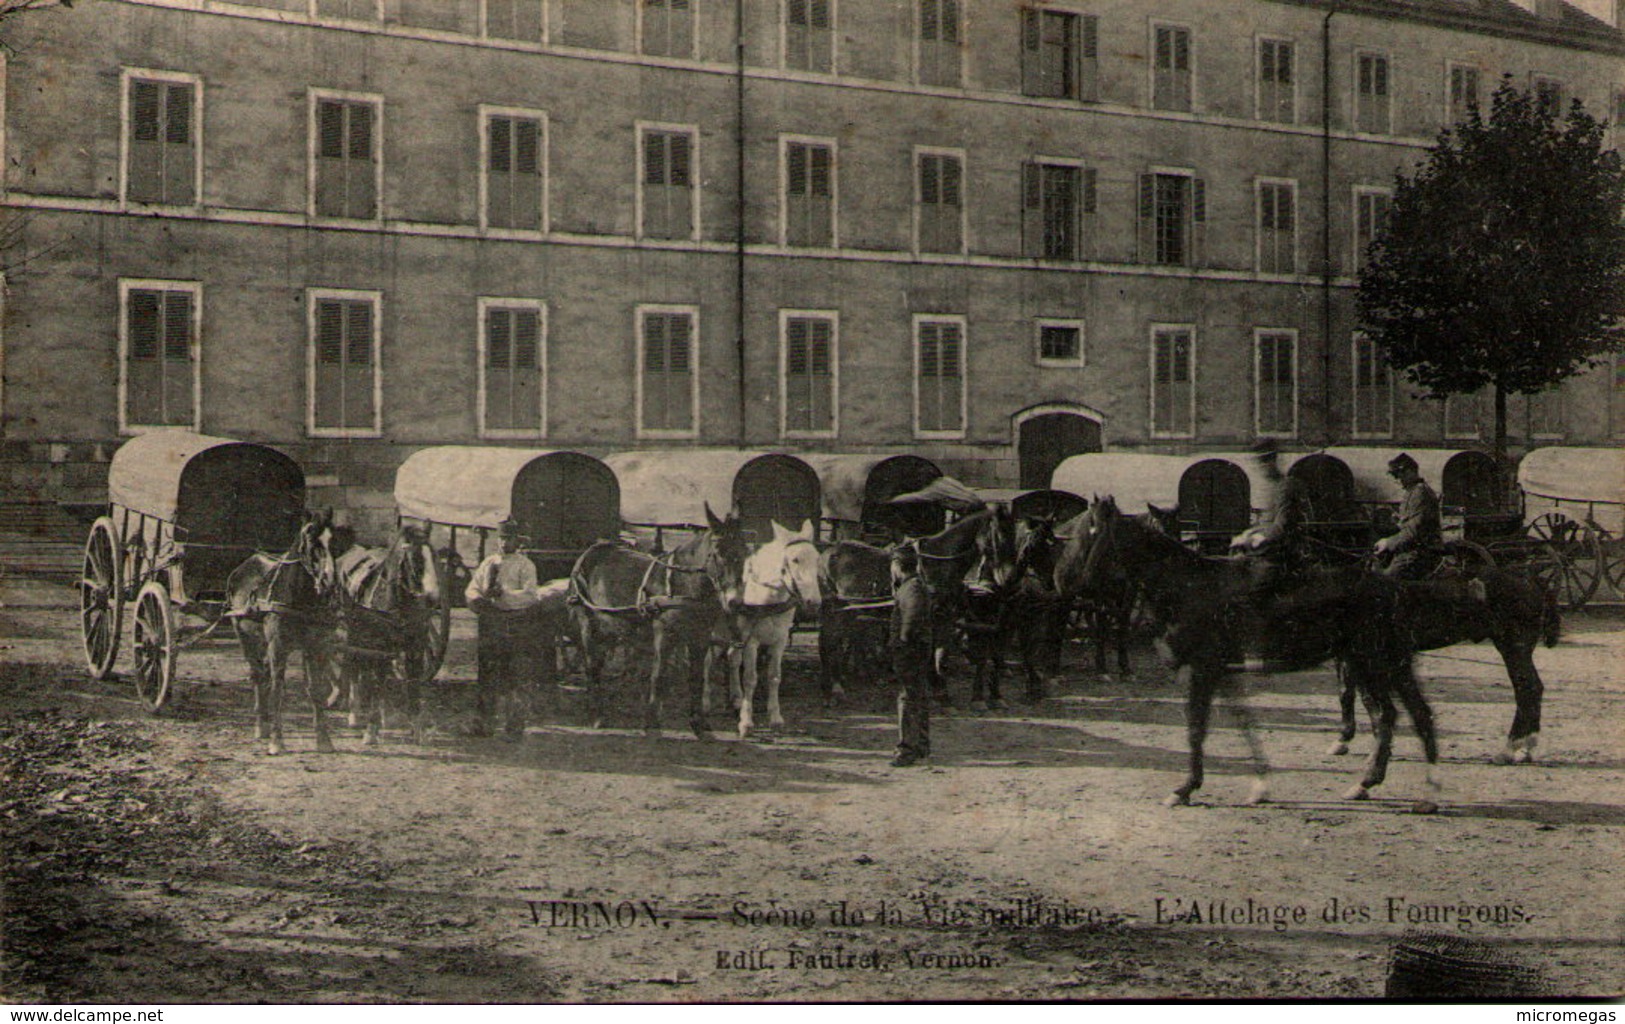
[568,540,727,619]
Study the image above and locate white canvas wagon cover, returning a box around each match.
[1518,447,1625,506]
[604,450,822,537]
[1329,447,1506,512]
[394,446,617,529]
[803,453,942,523]
[1050,453,1195,514]
[108,430,303,523]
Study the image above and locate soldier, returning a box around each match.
[1375,452,1443,579]
[465,516,541,739]
[889,546,934,768]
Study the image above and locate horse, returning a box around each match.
[225,509,342,756]
[961,506,1065,707]
[1064,496,1440,808]
[325,522,441,746]
[817,506,1004,704]
[703,520,822,739]
[1326,559,1559,764]
[568,504,747,738]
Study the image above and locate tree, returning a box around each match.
[1357,78,1625,458]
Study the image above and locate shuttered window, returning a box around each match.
[916,151,963,254]
[784,140,834,247]
[640,310,696,434]
[783,314,835,436]
[1444,392,1484,440]
[1255,331,1296,437]
[122,284,196,429]
[314,97,378,219]
[483,305,544,435]
[1022,162,1090,260]
[486,0,543,40]
[310,295,378,434]
[917,0,960,87]
[1257,180,1296,274]
[1526,388,1565,439]
[316,0,377,19]
[1153,25,1191,112]
[915,319,965,436]
[1022,10,1095,101]
[1138,171,1203,266]
[641,128,695,239]
[1356,53,1390,133]
[1448,64,1479,124]
[486,114,543,231]
[1258,39,1294,123]
[126,77,196,206]
[1352,333,1393,438]
[1533,76,1565,119]
[786,0,833,72]
[1151,327,1194,438]
[642,0,694,58]
[1355,189,1391,273]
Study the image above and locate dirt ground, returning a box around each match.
[2,575,1622,1003]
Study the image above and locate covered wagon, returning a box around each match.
[804,453,944,541]
[604,450,822,546]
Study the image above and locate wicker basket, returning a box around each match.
[1385,932,1552,999]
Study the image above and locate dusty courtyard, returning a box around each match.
[2,575,1622,1002]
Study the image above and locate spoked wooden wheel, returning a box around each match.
[420,548,452,682]
[1527,512,1602,611]
[79,517,124,680]
[132,581,176,711]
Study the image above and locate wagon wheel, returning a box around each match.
[79,517,124,680]
[131,580,176,711]
[1601,527,1625,597]
[1439,538,1497,574]
[1527,512,1602,611]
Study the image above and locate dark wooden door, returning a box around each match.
[1018,413,1102,490]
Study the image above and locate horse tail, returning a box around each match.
[1540,581,1562,648]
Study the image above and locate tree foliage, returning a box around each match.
[1357,78,1625,451]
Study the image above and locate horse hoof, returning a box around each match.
[1163,791,1192,808]
[1513,748,1532,764]
[1245,779,1270,805]
[1343,784,1371,801]
[1327,741,1350,757]
[1492,749,1515,765]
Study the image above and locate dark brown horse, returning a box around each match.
[326,523,441,746]
[568,505,747,738]
[226,509,341,755]
[1329,564,1558,764]
[1065,497,1440,808]
[817,507,1004,704]
[962,509,1067,706]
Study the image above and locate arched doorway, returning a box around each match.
[1015,406,1104,489]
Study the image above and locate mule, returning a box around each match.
[704,520,822,739]
[225,510,342,755]
[1065,497,1440,808]
[1328,565,1558,764]
[568,505,747,738]
[326,523,441,746]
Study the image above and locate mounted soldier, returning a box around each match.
[1375,452,1443,580]
[1231,439,1313,590]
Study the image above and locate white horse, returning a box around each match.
[705,520,822,739]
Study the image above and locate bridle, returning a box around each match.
[741,537,819,609]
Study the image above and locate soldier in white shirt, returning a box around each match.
[465,517,542,738]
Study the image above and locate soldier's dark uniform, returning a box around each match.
[1382,470,1443,580]
[890,549,934,767]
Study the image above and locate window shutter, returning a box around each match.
[162,292,191,361]
[920,0,937,41]
[919,324,938,378]
[1021,9,1039,52]
[132,82,161,142]
[788,0,807,26]
[1137,173,1154,262]
[347,104,372,161]
[514,120,539,175]
[345,302,371,366]
[645,132,667,186]
[490,118,512,172]
[810,319,831,374]
[644,314,666,372]
[809,145,831,197]
[668,316,691,372]
[787,144,807,195]
[1174,28,1189,70]
[1080,14,1097,58]
[669,133,691,187]
[1278,188,1293,233]
[130,291,161,360]
[809,0,829,28]
[919,155,939,205]
[1192,178,1206,223]
[1277,43,1292,85]
[488,310,512,369]
[318,102,345,158]
[317,302,344,364]
[164,85,191,145]
[1082,167,1097,214]
[941,156,960,206]
[940,0,958,42]
[514,310,540,368]
[787,318,809,375]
